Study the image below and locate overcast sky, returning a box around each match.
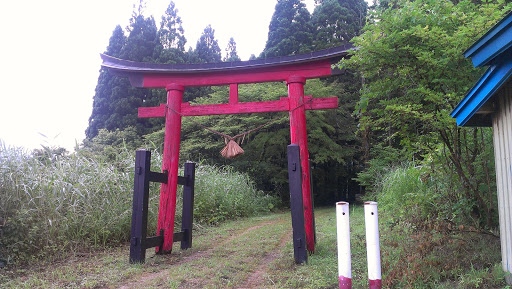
[0,0,318,152]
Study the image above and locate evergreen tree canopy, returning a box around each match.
[312,0,367,49]
[120,14,160,62]
[127,0,147,32]
[86,6,163,140]
[261,0,314,57]
[159,1,186,51]
[105,25,126,58]
[86,26,128,139]
[195,25,222,63]
[224,37,241,62]
[156,1,187,64]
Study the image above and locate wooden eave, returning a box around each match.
[100,44,353,88]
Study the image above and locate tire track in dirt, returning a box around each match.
[239,228,293,288]
[237,207,335,288]
[117,216,286,289]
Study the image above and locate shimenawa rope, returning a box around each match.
[167,97,313,158]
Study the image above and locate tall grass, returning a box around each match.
[193,165,278,225]
[0,142,278,264]
[375,162,476,226]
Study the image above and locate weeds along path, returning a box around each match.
[117,212,292,289]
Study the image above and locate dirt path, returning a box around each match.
[117,214,292,289]
[239,229,292,288]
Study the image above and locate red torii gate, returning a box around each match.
[101,45,351,254]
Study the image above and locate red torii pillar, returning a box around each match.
[288,76,315,252]
[157,84,184,253]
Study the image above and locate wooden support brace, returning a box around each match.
[138,96,338,118]
[181,162,195,250]
[129,150,196,263]
[229,84,238,104]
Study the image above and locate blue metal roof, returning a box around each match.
[451,12,512,127]
[451,54,512,126]
[464,12,512,67]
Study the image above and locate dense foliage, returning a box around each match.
[340,0,511,227]
[311,0,367,49]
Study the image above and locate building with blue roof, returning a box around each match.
[451,11,512,282]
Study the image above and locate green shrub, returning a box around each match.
[378,164,431,221]
[0,142,278,264]
[375,162,475,226]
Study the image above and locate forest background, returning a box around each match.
[85,0,368,205]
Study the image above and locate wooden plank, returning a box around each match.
[144,235,163,249]
[173,231,184,242]
[181,98,289,116]
[142,60,333,88]
[502,88,512,275]
[305,96,338,110]
[494,86,512,276]
[138,104,166,118]
[138,96,338,118]
[148,171,168,184]
[492,107,506,271]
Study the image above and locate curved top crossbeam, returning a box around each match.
[100,44,353,88]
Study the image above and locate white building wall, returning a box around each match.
[493,84,512,278]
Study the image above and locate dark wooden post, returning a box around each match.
[288,76,315,253]
[310,163,317,245]
[130,150,151,263]
[288,144,308,264]
[130,150,167,263]
[157,84,184,254]
[180,162,195,249]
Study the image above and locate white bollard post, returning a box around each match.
[336,201,352,289]
[364,201,382,289]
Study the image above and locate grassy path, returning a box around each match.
[2,207,360,288]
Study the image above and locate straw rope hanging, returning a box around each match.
[167,97,312,159]
[186,114,283,159]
